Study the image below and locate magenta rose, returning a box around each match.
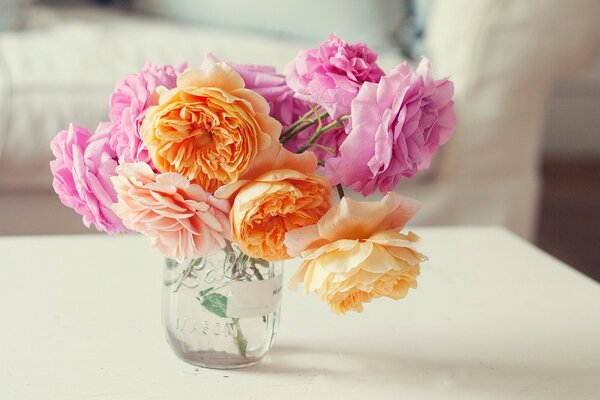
[108,62,186,164]
[327,58,455,196]
[285,34,384,119]
[50,123,128,234]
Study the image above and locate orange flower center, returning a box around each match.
[149,95,260,192]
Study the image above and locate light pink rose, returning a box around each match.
[50,123,128,234]
[108,62,187,165]
[111,163,230,262]
[285,34,384,119]
[327,58,455,196]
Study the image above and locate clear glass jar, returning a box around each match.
[162,243,283,369]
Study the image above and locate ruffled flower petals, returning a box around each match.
[111,163,230,262]
[327,58,455,196]
[215,143,318,200]
[228,168,332,261]
[141,63,281,192]
[204,53,310,131]
[178,63,245,93]
[285,34,384,119]
[50,123,128,234]
[319,193,420,243]
[108,62,186,165]
[285,192,426,314]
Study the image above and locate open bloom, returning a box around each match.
[50,123,128,234]
[111,163,230,262]
[327,58,455,196]
[286,193,427,315]
[285,33,384,119]
[108,62,186,164]
[217,144,332,261]
[141,62,281,192]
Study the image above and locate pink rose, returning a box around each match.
[50,123,128,234]
[203,54,306,130]
[327,58,455,196]
[111,163,231,262]
[108,62,187,165]
[285,34,384,119]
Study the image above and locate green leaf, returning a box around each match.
[189,257,204,268]
[198,292,228,318]
[197,287,214,297]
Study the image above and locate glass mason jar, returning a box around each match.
[162,243,283,369]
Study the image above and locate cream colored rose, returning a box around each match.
[286,193,427,314]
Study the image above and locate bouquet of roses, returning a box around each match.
[50,34,454,315]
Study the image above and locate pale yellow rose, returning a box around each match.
[216,145,332,261]
[285,192,427,314]
[141,62,280,192]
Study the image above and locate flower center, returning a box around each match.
[190,122,213,146]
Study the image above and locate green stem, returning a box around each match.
[172,258,202,292]
[296,115,350,153]
[231,318,248,357]
[281,107,322,138]
[249,260,265,281]
[311,143,336,155]
[228,243,259,356]
[280,111,329,144]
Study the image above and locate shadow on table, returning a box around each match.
[246,344,598,399]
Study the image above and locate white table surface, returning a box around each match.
[1,226,599,399]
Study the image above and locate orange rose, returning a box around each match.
[141,62,280,192]
[285,193,427,314]
[216,145,332,261]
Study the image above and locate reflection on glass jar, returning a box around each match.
[162,242,283,369]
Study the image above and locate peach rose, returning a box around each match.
[216,145,332,261]
[111,163,230,262]
[141,62,281,192]
[285,193,427,314]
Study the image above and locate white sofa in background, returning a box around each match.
[0,1,599,238]
[410,0,600,239]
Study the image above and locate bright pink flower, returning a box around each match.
[327,58,455,196]
[203,54,307,131]
[111,163,231,262]
[285,34,384,119]
[50,123,128,234]
[108,62,186,164]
